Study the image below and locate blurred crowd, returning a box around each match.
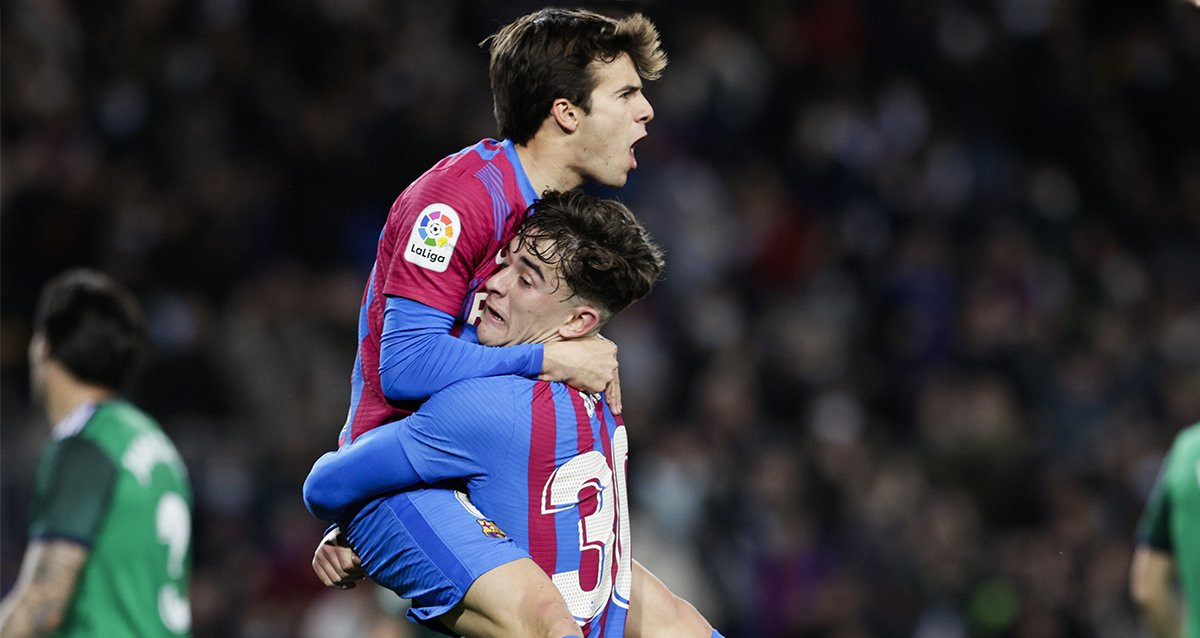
[3,0,1200,636]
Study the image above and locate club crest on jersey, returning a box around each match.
[477,519,508,539]
[405,203,461,272]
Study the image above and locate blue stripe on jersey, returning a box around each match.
[474,163,507,241]
[501,139,539,207]
[458,276,485,320]
[341,264,378,445]
[382,492,477,594]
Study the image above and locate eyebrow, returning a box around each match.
[617,84,641,95]
[518,254,547,283]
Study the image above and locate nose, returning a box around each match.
[484,266,512,296]
[636,93,654,124]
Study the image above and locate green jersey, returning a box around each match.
[30,401,192,637]
[1138,422,1200,638]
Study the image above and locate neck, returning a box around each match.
[514,138,584,196]
[44,374,115,427]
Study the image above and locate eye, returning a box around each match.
[519,276,534,288]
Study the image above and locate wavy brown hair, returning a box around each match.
[515,189,664,319]
[483,8,667,144]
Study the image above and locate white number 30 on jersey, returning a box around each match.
[540,425,632,623]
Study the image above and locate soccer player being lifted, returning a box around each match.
[306,7,720,638]
[306,190,718,637]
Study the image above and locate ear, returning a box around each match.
[557,305,602,339]
[550,98,581,133]
[28,333,48,363]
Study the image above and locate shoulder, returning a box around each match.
[1169,423,1200,461]
[90,401,159,432]
[79,401,160,449]
[38,433,116,480]
[402,377,528,446]
[403,140,508,209]
[433,375,529,406]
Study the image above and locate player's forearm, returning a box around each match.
[627,560,713,638]
[379,297,541,400]
[1131,547,1183,638]
[0,541,87,638]
[1136,596,1182,638]
[0,593,66,638]
[303,424,423,519]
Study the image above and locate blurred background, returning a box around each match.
[3,0,1200,636]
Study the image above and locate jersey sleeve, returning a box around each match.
[395,377,520,486]
[378,296,542,400]
[381,171,498,316]
[29,437,119,545]
[303,424,425,520]
[303,377,522,520]
[1137,450,1175,551]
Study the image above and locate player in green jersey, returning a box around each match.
[0,269,192,638]
[1131,422,1200,638]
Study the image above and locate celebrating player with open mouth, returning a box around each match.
[303,7,725,638]
[307,191,717,637]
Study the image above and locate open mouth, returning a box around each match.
[484,303,504,324]
[630,134,646,168]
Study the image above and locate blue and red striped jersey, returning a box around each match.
[396,376,632,636]
[340,139,538,446]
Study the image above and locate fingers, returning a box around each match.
[605,368,622,415]
[314,546,364,589]
[313,528,366,589]
[313,550,349,588]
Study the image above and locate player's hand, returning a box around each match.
[312,527,365,590]
[541,336,620,411]
[604,363,622,416]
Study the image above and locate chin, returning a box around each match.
[599,173,629,188]
[476,327,508,347]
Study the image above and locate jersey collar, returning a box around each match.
[500,139,539,209]
[52,401,98,440]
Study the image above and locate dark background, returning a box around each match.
[4,0,1200,636]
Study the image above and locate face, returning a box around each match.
[476,239,583,347]
[573,52,655,188]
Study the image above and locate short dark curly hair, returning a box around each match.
[484,8,668,144]
[515,189,664,319]
[33,269,147,390]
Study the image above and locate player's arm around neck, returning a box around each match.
[540,336,619,405]
[0,539,89,637]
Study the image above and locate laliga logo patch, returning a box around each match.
[404,203,461,272]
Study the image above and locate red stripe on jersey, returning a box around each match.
[568,390,600,594]
[568,390,595,453]
[528,381,559,574]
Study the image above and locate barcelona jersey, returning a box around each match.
[340,139,538,446]
[393,376,633,635]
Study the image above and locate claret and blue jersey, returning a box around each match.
[309,376,633,635]
[339,139,542,447]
